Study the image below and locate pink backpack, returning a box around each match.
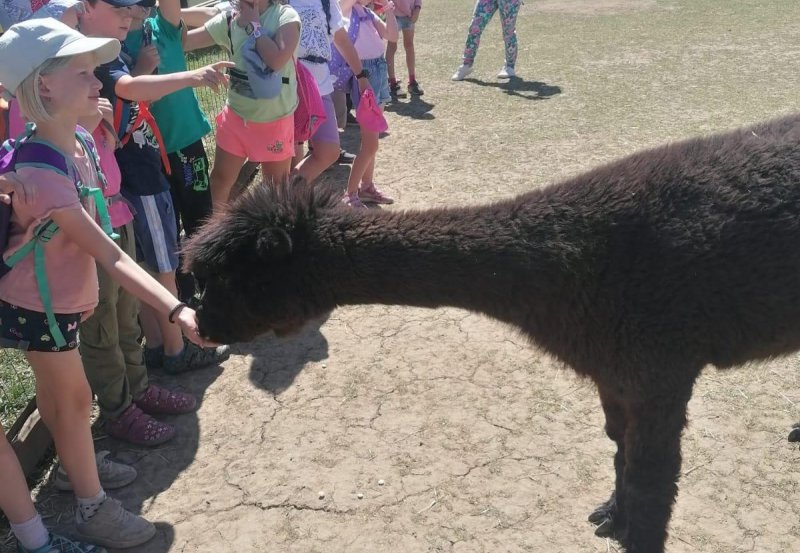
[294,60,327,143]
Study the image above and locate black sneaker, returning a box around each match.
[346,111,359,127]
[389,81,406,98]
[337,149,356,164]
[408,80,424,96]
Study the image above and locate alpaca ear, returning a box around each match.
[256,228,293,259]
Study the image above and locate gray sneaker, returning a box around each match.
[163,342,231,374]
[17,533,106,553]
[75,498,155,549]
[54,451,137,492]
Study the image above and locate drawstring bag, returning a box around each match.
[294,60,327,142]
[355,87,388,133]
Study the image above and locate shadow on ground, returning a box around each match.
[236,316,330,395]
[384,95,436,119]
[464,76,562,100]
[25,364,225,553]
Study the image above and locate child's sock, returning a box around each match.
[10,513,49,551]
[76,488,107,521]
[408,74,416,83]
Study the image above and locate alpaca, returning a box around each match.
[183,113,800,553]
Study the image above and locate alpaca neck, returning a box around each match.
[311,200,574,326]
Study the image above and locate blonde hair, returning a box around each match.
[15,56,74,123]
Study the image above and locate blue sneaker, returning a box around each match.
[17,533,106,553]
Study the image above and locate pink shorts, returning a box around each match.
[215,106,295,163]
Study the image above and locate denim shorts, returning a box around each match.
[122,189,180,274]
[362,56,391,106]
[396,16,414,31]
[0,300,81,352]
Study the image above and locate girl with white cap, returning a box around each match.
[0,18,214,552]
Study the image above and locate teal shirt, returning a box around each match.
[125,11,212,154]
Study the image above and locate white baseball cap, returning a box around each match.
[0,18,120,97]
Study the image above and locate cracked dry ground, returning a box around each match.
[29,306,800,552]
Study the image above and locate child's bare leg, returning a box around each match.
[386,40,398,82]
[346,129,379,195]
[361,150,377,187]
[28,350,100,499]
[260,159,292,187]
[296,140,339,183]
[0,425,36,523]
[403,28,416,79]
[210,146,247,208]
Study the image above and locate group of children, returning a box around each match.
[0,0,527,549]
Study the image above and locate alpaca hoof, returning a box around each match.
[594,517,616,537]
[588,492,616,523]
[789,424,800,442]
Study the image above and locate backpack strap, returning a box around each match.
[226,11,234,54]
[5,220,67,348]
[113,100,171,176]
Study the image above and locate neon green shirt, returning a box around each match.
[205,4,300,123]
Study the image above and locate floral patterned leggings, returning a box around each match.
[461,0,522,68]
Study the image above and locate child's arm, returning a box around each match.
[339,0,357,15]
[238,1,299,71]
[185,26,218,51]
[50,208,211,345]
[159,0,182,28]
[332,28,369,93]
[372,1,399,43]
[182,6,225,29]
[115,60,233,102]
[411,0,421,23]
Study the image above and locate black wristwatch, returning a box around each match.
[355,68,370,79]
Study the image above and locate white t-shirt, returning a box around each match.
[289,0,344,95]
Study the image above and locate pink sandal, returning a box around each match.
[135,384,197,415]
[106,404,175,446]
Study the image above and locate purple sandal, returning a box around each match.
[106,404,175,446]
[135,384,197,415]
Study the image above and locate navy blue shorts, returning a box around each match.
[123,190,180,274]
[0,300,81,352]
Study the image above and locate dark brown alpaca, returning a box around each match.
[183,113,800,553]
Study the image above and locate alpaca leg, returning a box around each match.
[618,387,694,553]
[590,387,628,538]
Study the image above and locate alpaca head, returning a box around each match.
[182,180,337,343]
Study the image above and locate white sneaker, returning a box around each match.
[497,66,516,79]
[451,64,473,81]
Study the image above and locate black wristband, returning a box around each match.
[168,302,188,324]
[356,68,370,79]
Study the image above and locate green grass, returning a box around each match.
[0,351,35,431]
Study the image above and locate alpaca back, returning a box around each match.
[518,113,800,373]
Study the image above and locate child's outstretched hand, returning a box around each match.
[190,61,234,93]
[174,305,221,348]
